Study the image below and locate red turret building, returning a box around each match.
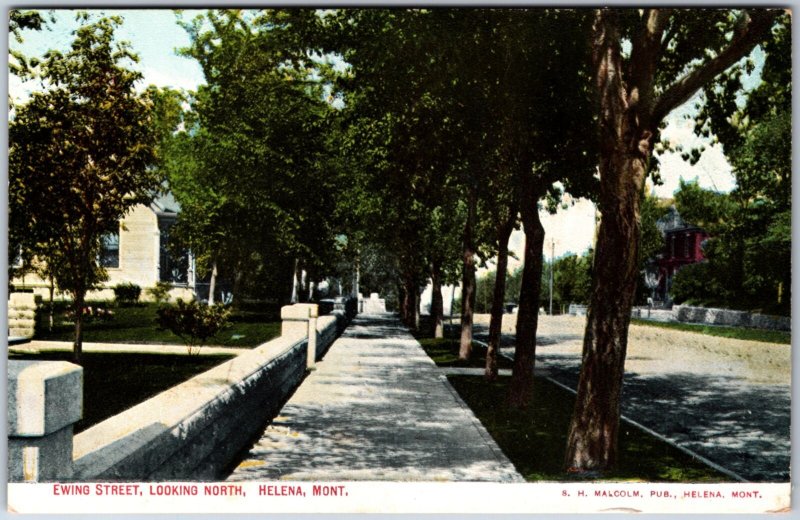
[653,206,709,304]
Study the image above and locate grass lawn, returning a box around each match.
[34,302,281,348]
[631,318,791,345]
[415,324,726,482]
[416,337,514,369]
[448,375,727,482]
[8,351,236,433]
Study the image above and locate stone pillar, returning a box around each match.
[8,360,83,482]
[280,303,319,368]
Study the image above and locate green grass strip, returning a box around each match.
[9,351,235,432]
[448,374,728,482]
[631,318,790,345]
[34,302,281,347]
[416,337,514,369]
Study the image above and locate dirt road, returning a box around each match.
[471,313,791,482]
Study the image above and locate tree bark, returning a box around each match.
[401,273,417,328]
[563,8,780,474]
[430,263,444,338]
[208,258,218,305]
[486,210,516,381]
[232,267,244,307]
[397,282,407,322]
[48,276,55,332]
[564,147,644,473]
[290,257,299,304]
[508,198,544,408]
[459,185,478,360]
[72,290,84,364]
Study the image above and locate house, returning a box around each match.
[11,193,196,302]
[652,205,709,303]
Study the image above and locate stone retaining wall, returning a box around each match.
[8,302,353,482]
[674,305,790,331]
[631,304,790,331]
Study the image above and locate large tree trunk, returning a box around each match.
[563,9,650,473]
[563,7,780,474]
[430,263,444,338]
[459,186,478,360]
[508,199,545,408]
[564,147,644,473]
[486,210,516,381]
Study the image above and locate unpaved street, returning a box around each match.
[471,314,791,482]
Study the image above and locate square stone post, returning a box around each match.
[280,303,319,368]
[8,360,83,482]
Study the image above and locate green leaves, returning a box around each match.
[156,299,231,353]
[10,14,160,352]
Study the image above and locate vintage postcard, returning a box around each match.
[6,6,791,514]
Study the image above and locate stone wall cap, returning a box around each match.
[281,303,319,320]
[8,360,82,436]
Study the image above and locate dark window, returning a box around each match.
[684,233,691,258]
[99,232,120,268]
[159,218,189,284]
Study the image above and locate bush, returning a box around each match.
[670,262,717,305]
[156,299,230,354]
[113,283,141,305]
[147,281,172,304]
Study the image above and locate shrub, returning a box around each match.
[670,262,717,305]
[147,281,172,304]
[156,299,230,354]
[113,283,141,305]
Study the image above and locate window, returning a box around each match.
[99,232,120,268]
[684,233,691,258]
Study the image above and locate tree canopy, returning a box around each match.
[9,14,161,361]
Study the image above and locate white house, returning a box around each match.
[11,193,196,302]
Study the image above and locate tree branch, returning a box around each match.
[628,8,672,111]
[651,9,779,124]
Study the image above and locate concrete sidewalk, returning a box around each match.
[227,314,523,482]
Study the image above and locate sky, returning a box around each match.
[9,8,750,264]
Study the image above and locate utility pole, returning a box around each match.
[549,238,555,316]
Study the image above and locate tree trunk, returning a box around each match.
[72,290,84,364]
[208,259,218,306]
[508,199,545,408]
[413,287,420,331]
[486,211,516,381]
[561,6,779,475]
[564,140,647,473]
[401,273,418,329]
[449,284,456,324]
[290,258,299,304]
[232,268,244,307]
[48,276,55,332]
[397,282,407,322]
[430,263,444,338]
[459,186,478,360]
